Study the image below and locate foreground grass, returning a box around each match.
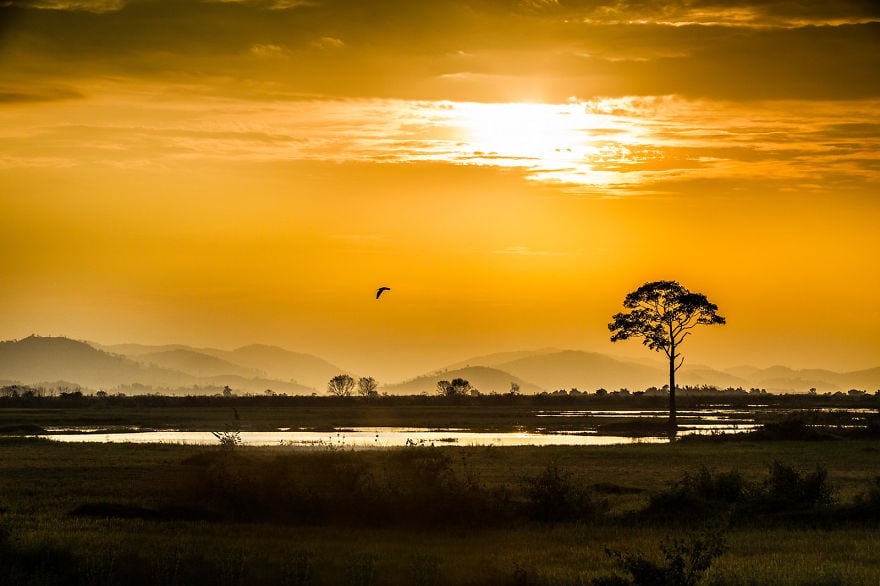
[6,519,880,585]
[2,438,880,584]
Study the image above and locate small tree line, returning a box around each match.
[326,376,522,398]
[326,375,379,397]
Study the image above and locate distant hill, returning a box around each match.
[6,336,880,395]
[101,341,345,390]
[840,367,880,392]
[220,344,346,390]
[0,336,185,389]
[382,366,541,396]
[726,365,880,393]
[445,348,563,370]
[98,343,192,356]
[444,350,864,393]
[1,336,313,394]
[492,350,663,392]
[677,365,750,390]
[134,349,259,379]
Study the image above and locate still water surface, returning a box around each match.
[43,418,759,448]
[44,428,667,447]
[39,406,873,447]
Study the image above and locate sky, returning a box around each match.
[1,0,879,381]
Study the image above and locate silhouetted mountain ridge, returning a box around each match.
[100,341,345,390]
[2,336,879,394]
[134,349,259,378]
[220,344,345,389]
[432,350,880,394]
[1,336,313,394]
[381,366,541,395]
[493,350,662,392]
[0,336,188,389]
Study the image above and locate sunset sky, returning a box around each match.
[1,0,879,381]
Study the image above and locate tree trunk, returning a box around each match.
[668,351,678,439]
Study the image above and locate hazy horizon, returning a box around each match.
[2,1,878,381]
[4,332,878,390]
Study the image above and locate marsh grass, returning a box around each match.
[4,514,880,585]
[171,449,517,528]
[2,438,880,584]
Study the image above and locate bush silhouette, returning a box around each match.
[595,524,726,586]
[752,461,834,511]
[521,462,606,522]
[645,467,744,522]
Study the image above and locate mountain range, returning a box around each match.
[1,335,878,395]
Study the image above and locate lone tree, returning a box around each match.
[327,374,355,397]
[437,378,473,398]
[609,280,725,435]
[357,376,379,398]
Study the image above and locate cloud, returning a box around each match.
[0,85,83,103]
[570,0,880,28]
[311,36,345,50]
[2,87,876,198]
[205,0,318,8]
[2,0,879,102]
[15,0,125,12]
[249,43,285,57]
[493,246,561,256]
[517,0,560,12]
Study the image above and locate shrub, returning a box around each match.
[211,429,242,450]
[282,550,315,586]
[855,476,880,510]
[644,463,836,524]
[594,524,726,586]
[750,418,834,441]
[751,461,835,512]
[644,467,745,523]
[521,463,606,522]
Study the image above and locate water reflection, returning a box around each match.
[42,425,752,448]
[44,428,668,447]
[39,405,856,447]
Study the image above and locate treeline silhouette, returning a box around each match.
[2,383,878,410]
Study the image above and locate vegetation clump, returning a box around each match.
[594,524,727,586]
[645,467,745,523]
[749,417,838,441]
[642,462,835,526]
[173,449,513,529]
[521,462,607,523]
[170,451,619,529]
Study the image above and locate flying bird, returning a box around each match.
[376,286,391,299]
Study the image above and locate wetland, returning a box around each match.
[2,392,880,584]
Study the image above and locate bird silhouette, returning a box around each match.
[376,286,391,299]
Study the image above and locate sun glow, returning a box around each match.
[450,101,644,188]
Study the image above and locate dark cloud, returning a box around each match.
[0,86,84,102]
[559,0,880,25]
[1,0,878,101]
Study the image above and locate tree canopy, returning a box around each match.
[327,374,355,397]
[609,280,725,433]
[609,280,725,366]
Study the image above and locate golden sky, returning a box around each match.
[1,0,879,380]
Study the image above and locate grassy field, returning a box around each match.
[1,432,880,585]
